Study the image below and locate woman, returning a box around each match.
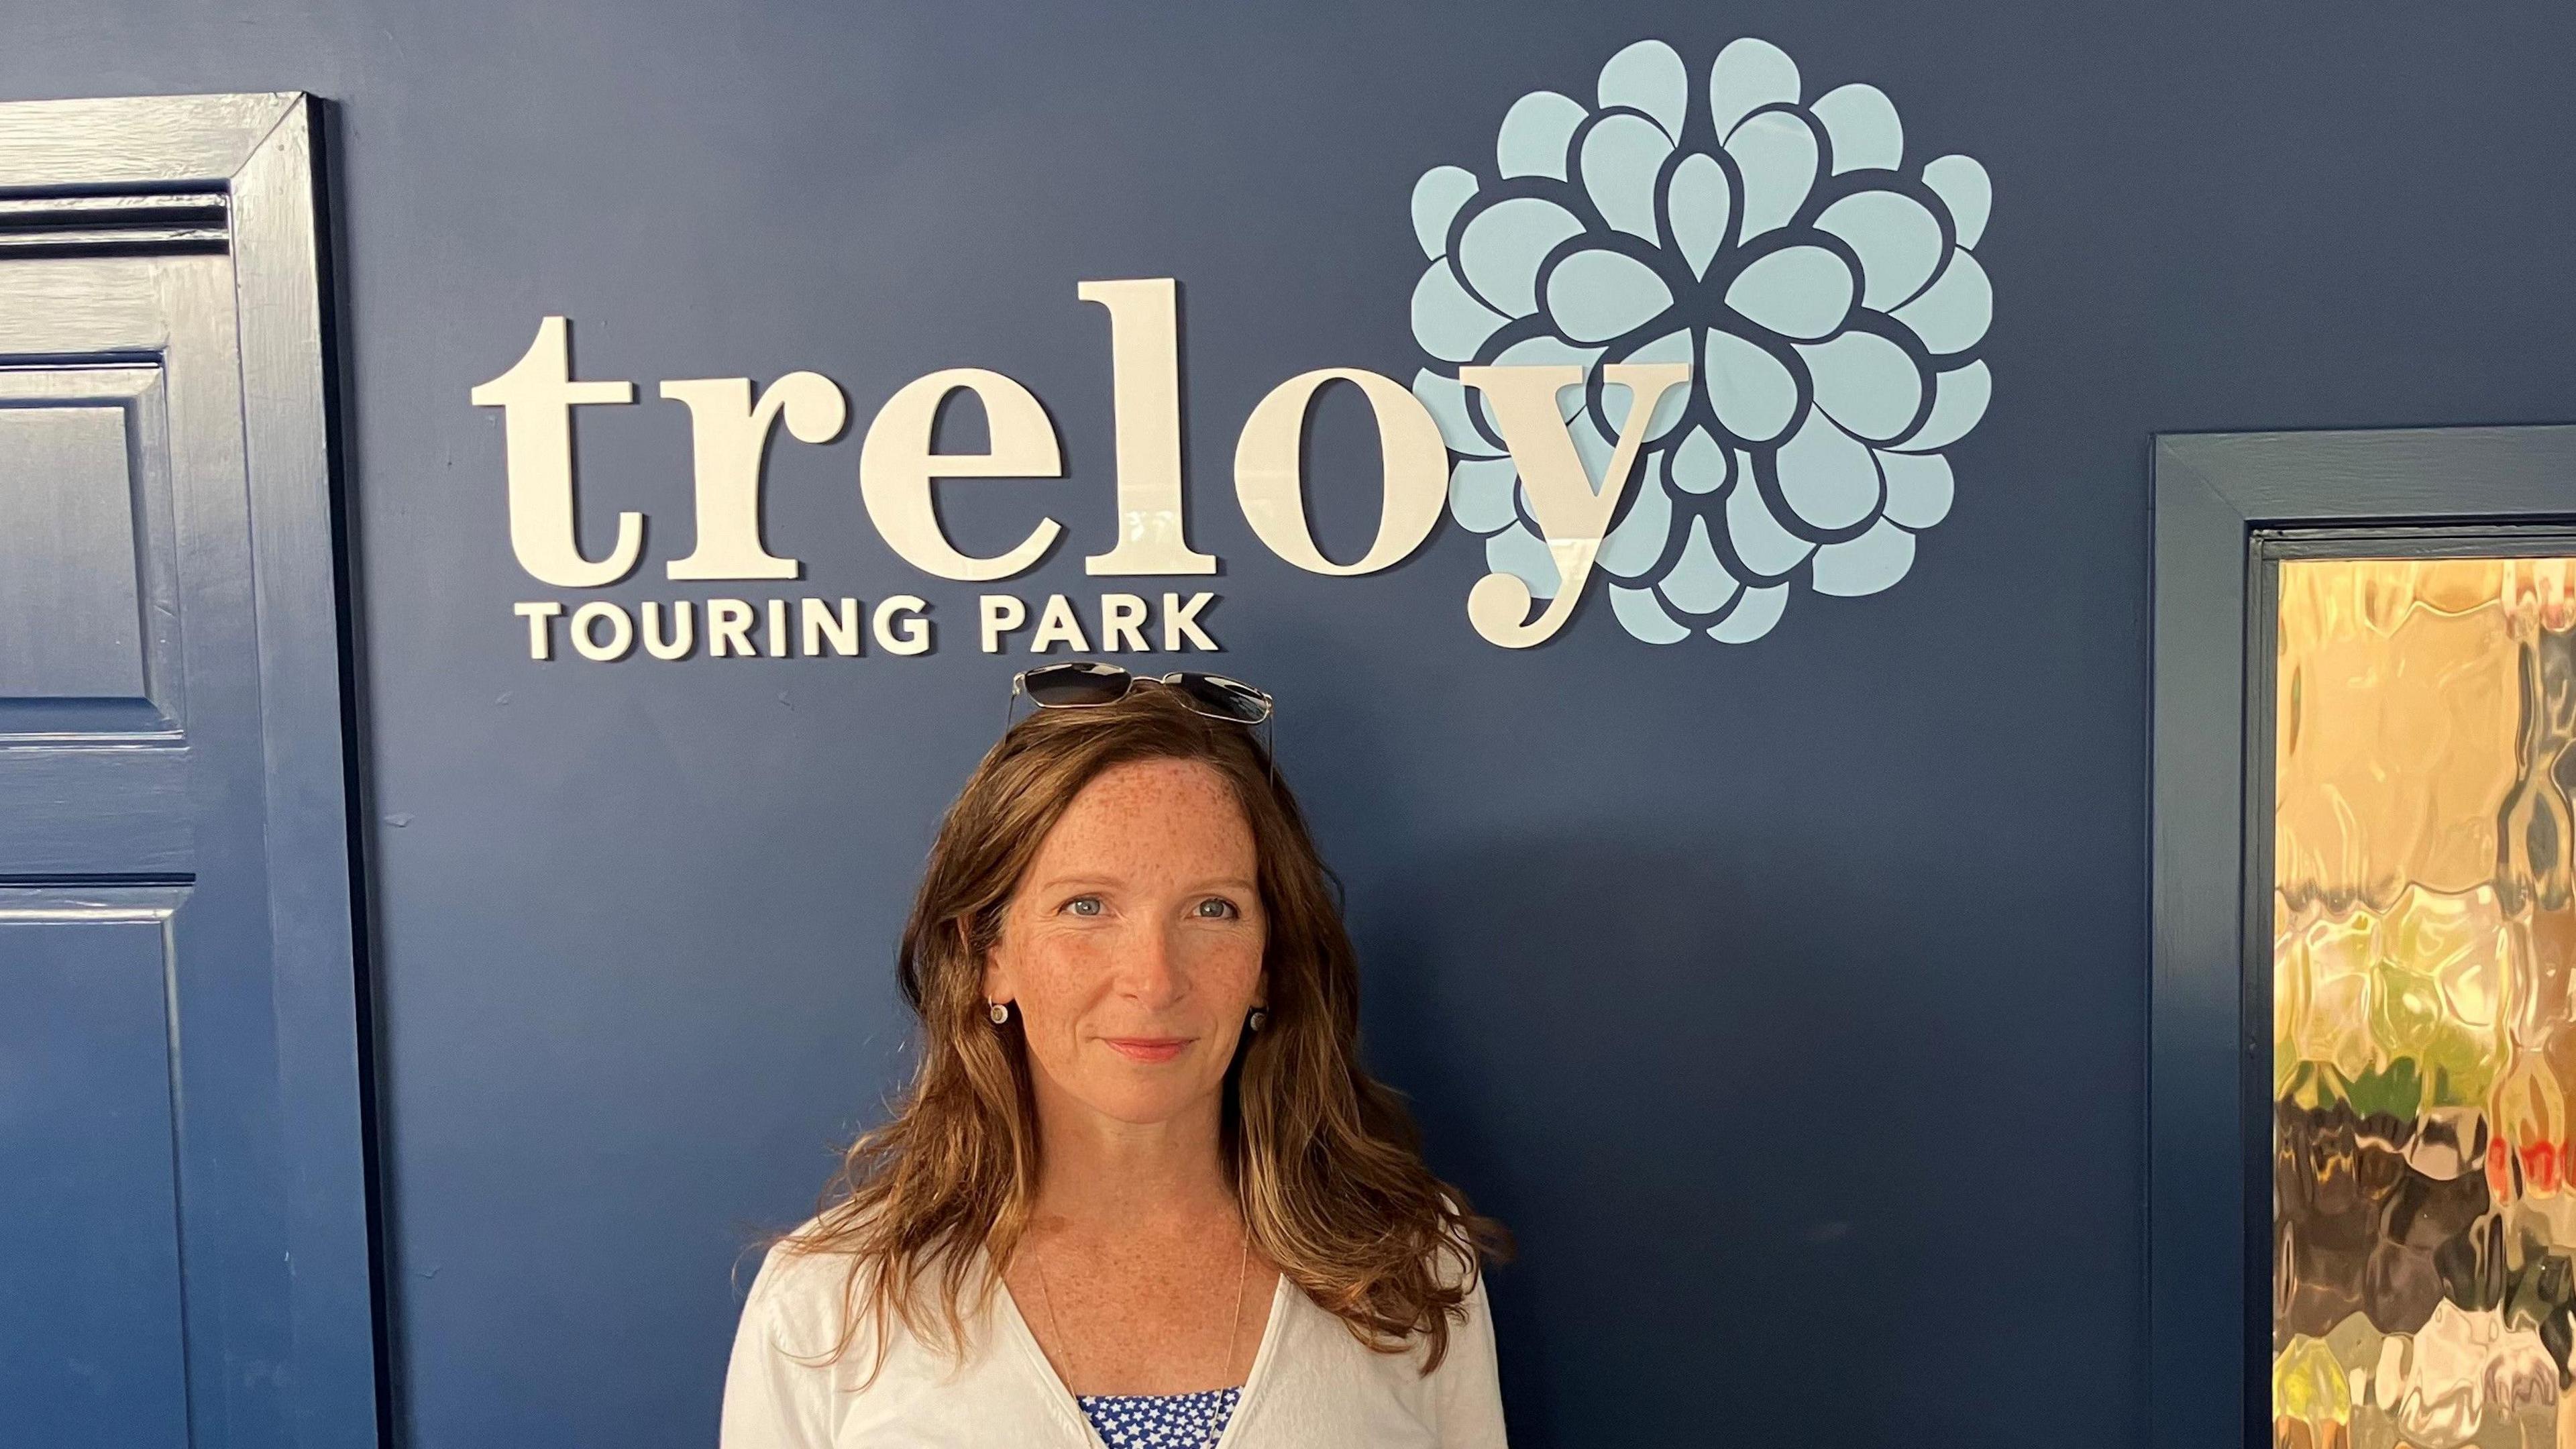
[722,665,1511,1448]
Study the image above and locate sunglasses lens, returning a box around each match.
[1022,663,1132,707]
[1170,673,1273,724]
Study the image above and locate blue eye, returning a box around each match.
[1194,898,1238,919]
[1063,896,1103,917]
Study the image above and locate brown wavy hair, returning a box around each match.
[776,681,1508,1379]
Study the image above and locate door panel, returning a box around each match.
[0,364,181,738]
[0,891,192,1449]
[0,248,282,1446]
[0,96,375,1448]
[0,407,150,699]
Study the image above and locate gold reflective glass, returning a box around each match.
[2273,556,2576,1449]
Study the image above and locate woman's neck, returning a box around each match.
[1029,1085,1236,1232]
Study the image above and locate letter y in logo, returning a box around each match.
[1457,363,1690,648]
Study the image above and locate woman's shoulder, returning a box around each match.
[738,1221,878,1359]
[737,1212,995,1359]
[1427,1193,1493,1297]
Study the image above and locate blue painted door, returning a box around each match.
[0,96,377,1449]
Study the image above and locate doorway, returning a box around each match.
[2149,427,2576,1449]
[0,94,378,1448]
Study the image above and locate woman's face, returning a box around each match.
[984,757,1268,1129]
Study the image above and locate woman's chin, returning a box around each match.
[1073,1079,1216,1128]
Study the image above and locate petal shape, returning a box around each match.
[1667,425,1731,494]
[1598,39,1688,142]
[1596,471,1672,579]
[1411,263,1509,363]
[1893,249,1992,355]
[1609,584,1690,643]
[1709,582,1789,643]
[1799,330,1923,442]
[1493,331,1600,376]
[1617,327,1695,440]
[1815,190,1944,310]
[1775,412,1882,531]
[1457,197,1585,318]
[1485,525,1560,599]
[1725,245,1854,341]
[1658,515,1743,614]
[1448,455,1523,533]
[1879,449,1953,527]
[1709,37,1801,138]
[1498,90,1587,180]
[1810,517,1917,596]
[1812,83,1902,173]
[1666,152,1733,278]
[1411,166,1480,260]
[1412,368,1502,458]
[1545,248,1674,344]
[1923,154,1992,249]
[1726,471,1816,578]
[1704,328,1800,443]
[1891,360,1990,453]
[1581,113,1674,243]
[1723,109,1817,239]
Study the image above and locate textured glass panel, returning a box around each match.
[2273,557,2576,1449]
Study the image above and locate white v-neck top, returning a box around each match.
[719,1235,1509,1448]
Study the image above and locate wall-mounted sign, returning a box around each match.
[475,38,1992,662]
[1413,36,1993,646]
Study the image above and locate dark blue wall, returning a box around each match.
[13,3,2576,1444]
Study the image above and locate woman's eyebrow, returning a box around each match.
[1182,875,1259,894]
[1028,873,1124,890]
[1026,873,1256,892]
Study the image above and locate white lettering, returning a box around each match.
[979,594,1028,653]
[875,595,932,655]
[513,600,564,659]
[1079,278,1216,576]
[1029,593,1092,653]
[859,369,1063,581]
[661,372,845,580]
[707,598,757,657]
[472,318,642,588]
[571,601,635,661]
[643,600,694,660]
[1099,592,1150,652]
[1456,362,1690,649]
[801,598,861,657]
[1162,591,1218,651]
[1232,368,1448,576]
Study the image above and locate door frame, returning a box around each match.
[0,93,379,1446]
[2147,424,2576,1448]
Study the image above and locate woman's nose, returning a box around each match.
[1114,922,1187,1008]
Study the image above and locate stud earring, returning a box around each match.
[987,1000,1010,1026]
[1246,1007,1269,1033]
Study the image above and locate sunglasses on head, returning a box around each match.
[1009,661,1275,725]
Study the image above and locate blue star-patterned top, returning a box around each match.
[1075,1385,1242,1448]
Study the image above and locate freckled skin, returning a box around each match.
[983,758,1283,1395]
[987,758,1267,1122]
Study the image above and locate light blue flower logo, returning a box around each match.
[1409,37,1993,645]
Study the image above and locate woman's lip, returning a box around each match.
[1102,1037,1190,1063]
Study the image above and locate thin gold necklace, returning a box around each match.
[1032,1222,1252,1397]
